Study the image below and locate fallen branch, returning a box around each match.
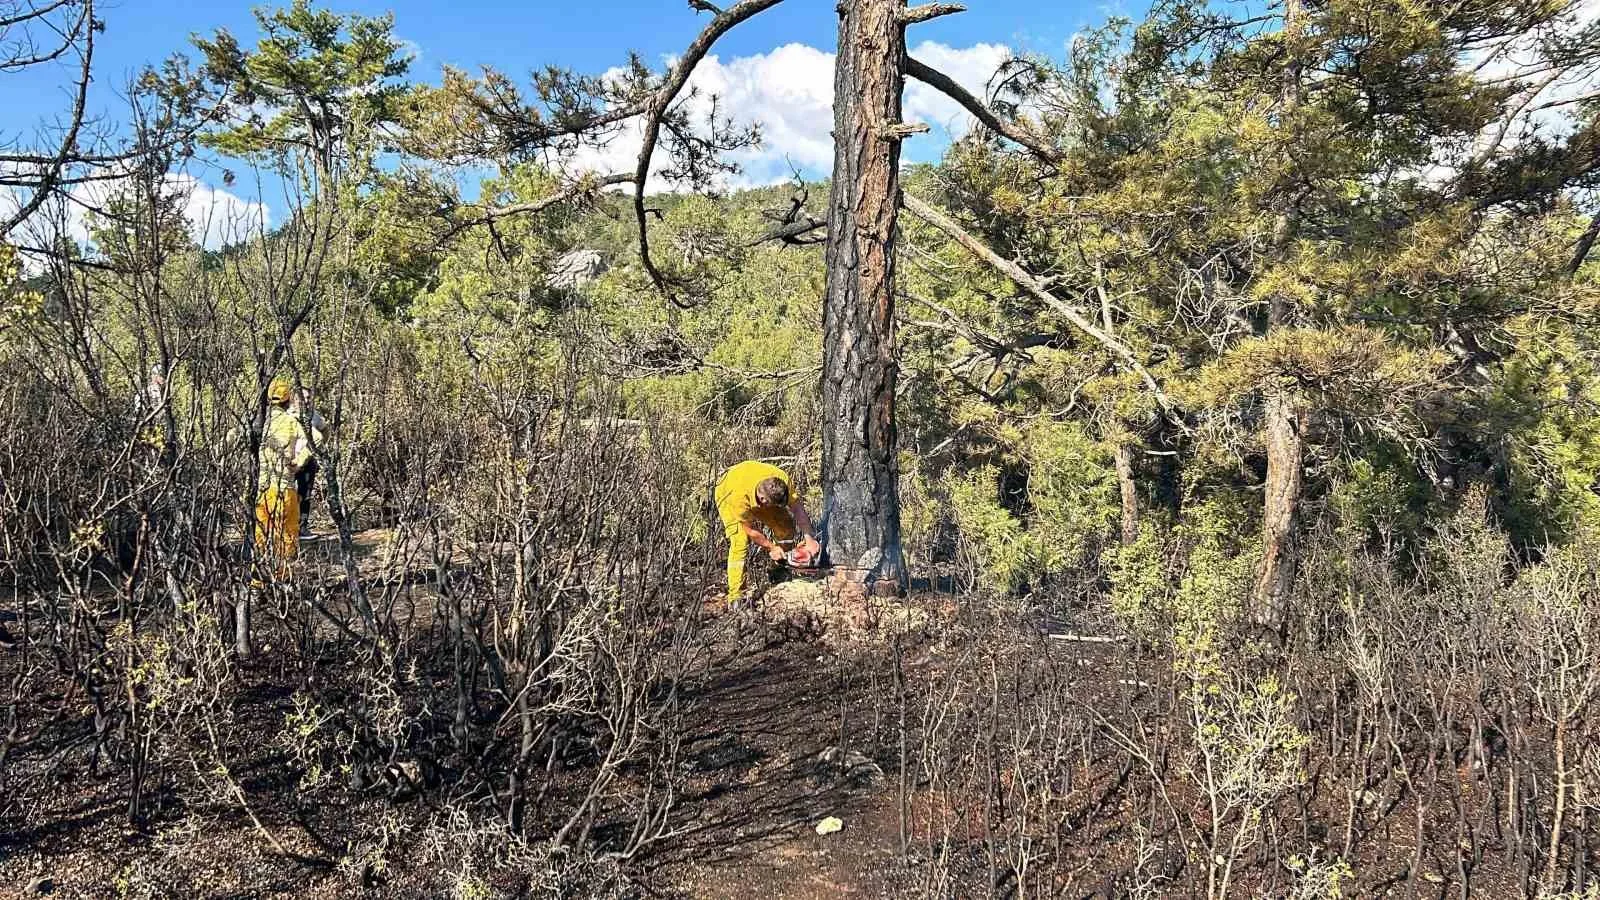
[1047,632,1124,644]
[902,192,1182,421]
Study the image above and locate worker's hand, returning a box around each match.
[767,545,786,563]
[801,535,821,558]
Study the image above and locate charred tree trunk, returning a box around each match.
[1253,392,1304,633]
[820,0,908,591]
[1114,443,1139,545]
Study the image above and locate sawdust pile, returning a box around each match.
[759,577,933,647]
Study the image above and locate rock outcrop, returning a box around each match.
[546,248,607,291]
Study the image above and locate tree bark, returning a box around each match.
[1545,716,1569,892]
[1253,392,1304,633]
[820,0,908,590]
[1567,212,1600,276]
[1114,443,1139,545]
[234,584,253,658]
[1252,0,1306,637]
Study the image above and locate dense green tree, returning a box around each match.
[193,0,411,182]
[912,0,1600,633]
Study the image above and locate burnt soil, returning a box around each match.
[0,566,1575,898]
[0,600,944,899]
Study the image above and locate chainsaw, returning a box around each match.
[777,537,824,574]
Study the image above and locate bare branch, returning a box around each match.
[0,0,94,239]
[1568,212,1600,277]
[904,291,1065,375]
[434,172,634,246]
[411,1,779,306]
[631,0,784,303]
[0,0,75,30]
[901,3,964,25]
[879,121,931,140]
[748,182,826,246]
[748,216,826,246]
[903,55,1063,163]
[1468,65,1568,173]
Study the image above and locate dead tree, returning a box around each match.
[1254,391,1304,630]
[0,0,98,238]
[750,186,826,246]
[1253,0,1306,637]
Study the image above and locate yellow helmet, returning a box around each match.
[267,376,294,406]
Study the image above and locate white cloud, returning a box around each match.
[692,42,838,182]
[560,40,1015,192]
[175,175,270,249]
[3,168,269,253]
[12,40,1017,244]
[396,37,424,65]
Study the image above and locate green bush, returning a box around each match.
[949,464,1041,592]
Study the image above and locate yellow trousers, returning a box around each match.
[254,486,300,582]
[720,508,796,603]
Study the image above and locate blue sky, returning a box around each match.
[2,0,1132,244]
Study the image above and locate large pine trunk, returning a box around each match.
[819,0,907,590]
[1253,392,1304,633]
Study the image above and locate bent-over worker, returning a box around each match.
[714,460,821,604]
[256,376,312,580]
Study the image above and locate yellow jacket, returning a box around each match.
[714,460,792,529]
[715,461,798,602]
[259,407,311,493]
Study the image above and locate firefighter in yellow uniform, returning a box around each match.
[255,377,312,582]
[714,461,821,604]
